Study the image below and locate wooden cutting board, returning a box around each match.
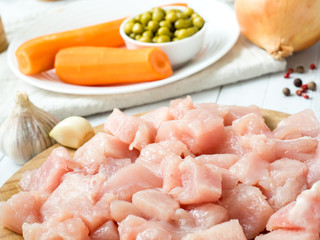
[0,109,290,239]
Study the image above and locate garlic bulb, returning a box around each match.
[235,0,320,59]
[0,92,59,165]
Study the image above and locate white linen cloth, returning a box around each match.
[0,0,286,124]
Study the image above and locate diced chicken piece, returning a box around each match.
[306,142,320,187]
[189,203,229,229]
[195,154,240,169]
[169,156,222,205]
[273,109,320,139]
[0,191,44,234]
[195,102,229,120]
[255,229,319,240]
[232,113,271,136]
[19,147,70,193]
[259,158,308,211]
[161,154,183,193]
[140,106,174,129]
[169,95,194,119]
[182,219,247,240]
[171,208,196,231]
[267,181,320,233]
[156,109,224,155]
[23,215,90,240]
[229,152,269,185]
[90,220,119,240]
[100,163,162,201]
[98,158,131,180]
[240,134,318,162]
[219,183,274,239]
[104,108,156,150]
[215,126,243,155]
[132,189,179,222]
[41,173,110,233]
[221,105,262,126]
[136,140,189,177]
[71,132,139,174]
[110,200,143,223]
[118,215,179,240]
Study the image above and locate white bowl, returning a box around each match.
[119,7,207,69]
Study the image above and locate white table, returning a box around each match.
[1,0,320,187]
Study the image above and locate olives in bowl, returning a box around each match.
[120,6,207,69]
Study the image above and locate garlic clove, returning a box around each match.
[0,92,59,165]
[49,116,95,149]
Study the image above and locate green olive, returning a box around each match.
[174,19,192,29]
[156,35,171,43]
[132,14,142,23]
[176,11,187,19]
[147,20,159,32]
[193,16,205,29]
[129,32,136,39]
[132,23,144,34]
[152,36,158,43]
[140,12,152,26]
[183,8,194,17]
[165,11,178,23]
[142,30,153,39]
[176,27,195,39]
[139,35,152,43]
[124,21,134,35]
[152,8,165,21]
[135,34,142,41]
[159,20,172,29]
[157,27,172,37]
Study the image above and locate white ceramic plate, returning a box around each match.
[7,0,239,95]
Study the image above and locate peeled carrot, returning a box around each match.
[16,18,125,75]
[54,46,173,86]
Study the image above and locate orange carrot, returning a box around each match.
[159,3,188,7]
[54,46,173,86]
[16,18,126,75]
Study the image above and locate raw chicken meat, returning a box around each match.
[219,183,274,239]
[140,106,174,129]
[40,173,110,233]
[156,108,224,155]
[110,200,143,223]
[2,95,320,240]
[255,229,319,240]
[71,132,139,174]
[272,109,320,139]
[258,158,308,211]
[20,147,70,193]
[169,156,222,205]
[104,108,156,150]
[267,181,320,234]
[0,191,44,234]
[90,220,119,240]
[182,219,247,240]
[132,189,179,222]
[23,213,90,240]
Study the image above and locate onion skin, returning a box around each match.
[235,0,320,59]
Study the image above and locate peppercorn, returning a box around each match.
[301,84,308,92]
[283,72,290,78]
[302,93,309,99]
[296,66,305,73]
[310,64,316,70]
[287,68,294,73]
[293,78,302,87]
[282,88,290,96]
[296,89,302,96]
[307,81,317,91]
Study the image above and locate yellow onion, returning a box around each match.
[235,0,320,59]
